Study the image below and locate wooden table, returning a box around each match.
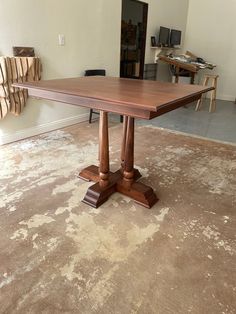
[158,55,214,84]
[14,77,212,208]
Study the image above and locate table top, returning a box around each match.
[14,77,213,119]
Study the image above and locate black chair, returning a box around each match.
[85,69,106,77]
[84,69,123,123]
[84,69,106,123]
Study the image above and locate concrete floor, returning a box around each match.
[111,99,236,144]
[1,123,236,313]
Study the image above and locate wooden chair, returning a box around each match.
[195,74,219,112]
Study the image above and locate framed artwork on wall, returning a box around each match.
[151,36,156,47]
[13,47,35,57]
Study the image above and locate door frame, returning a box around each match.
[120,0,148,79]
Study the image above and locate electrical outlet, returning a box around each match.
[58,34,65,46]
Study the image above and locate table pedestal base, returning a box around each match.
[79,113,158,209]
[80,168,120,208]
[79,165,157,208]
[116,181,158,208]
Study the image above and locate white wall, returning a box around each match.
[0,0,189,144]
[0,0,122,143]
[184,0,236,101]
[145,0,189,63]
[145,0,189,82]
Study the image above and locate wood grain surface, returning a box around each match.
[159,55,199,73]
[13,77,213,119]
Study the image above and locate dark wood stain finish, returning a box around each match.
[14,77,213,208]
[14,77,213,119]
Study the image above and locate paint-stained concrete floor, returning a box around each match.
[0,122,236,313]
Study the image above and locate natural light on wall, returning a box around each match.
[0,129,3,145]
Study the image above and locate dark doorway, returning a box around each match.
[120,0,148,79]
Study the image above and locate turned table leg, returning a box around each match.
[121,116,128,170]
[116,117,158,208]
[79,114,158,209]
[120,116,141,180]
[81,111,119,208]
[99,111,109,188]
[123,117,135,187]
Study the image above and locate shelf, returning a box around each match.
[151,46,180,50]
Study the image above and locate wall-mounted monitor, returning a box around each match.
[158,26,170,47]
[170,29,181,46]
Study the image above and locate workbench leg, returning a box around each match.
[195,76,209,111]
[190,72,195,84]
[175,66,180,83]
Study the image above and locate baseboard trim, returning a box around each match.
[217,94,235,102]
[0,113,89,145]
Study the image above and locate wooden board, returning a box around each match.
[13,47,35,57]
